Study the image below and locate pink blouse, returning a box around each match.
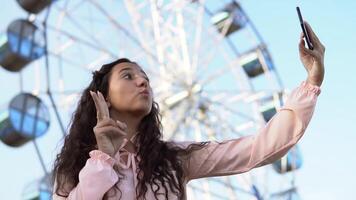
[53,81,321,200]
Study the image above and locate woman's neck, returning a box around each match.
[109,110,142,142]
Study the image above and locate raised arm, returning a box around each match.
[182,21,325,182]
[182,81,321,181]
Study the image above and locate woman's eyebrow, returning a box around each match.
[119,67,148,78]
[119,67,133,73]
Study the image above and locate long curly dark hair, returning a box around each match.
[52,58,209,199]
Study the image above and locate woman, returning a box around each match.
[52,21,325,200]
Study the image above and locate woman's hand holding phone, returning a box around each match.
[297,7,325,87]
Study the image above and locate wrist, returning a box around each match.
[306,76,323,87]
[97,145,115,157]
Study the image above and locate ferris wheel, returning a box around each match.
[0,0,303,199]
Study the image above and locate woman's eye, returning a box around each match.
[123,73,149,82]
[123,74,132,79]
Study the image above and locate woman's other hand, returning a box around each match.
[90,90,128,157]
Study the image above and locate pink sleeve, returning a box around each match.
[183,81,321,181]
[52,150,118,200]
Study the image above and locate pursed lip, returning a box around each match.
[138,89,150,95]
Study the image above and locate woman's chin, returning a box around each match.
[132,106,151,117]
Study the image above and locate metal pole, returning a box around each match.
[42,3,67,137]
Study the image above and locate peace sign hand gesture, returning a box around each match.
[299,21,325,87]
[90,90,128,157]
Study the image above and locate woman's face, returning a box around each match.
[107,62,153,117]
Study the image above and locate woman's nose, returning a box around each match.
[137,76,148,87]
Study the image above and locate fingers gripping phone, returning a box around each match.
[296,6,314,50]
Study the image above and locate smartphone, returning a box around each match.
[296,6,314,50]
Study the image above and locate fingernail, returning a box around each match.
[98,91,103,97]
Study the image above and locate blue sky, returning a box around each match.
[1,0,355,199]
